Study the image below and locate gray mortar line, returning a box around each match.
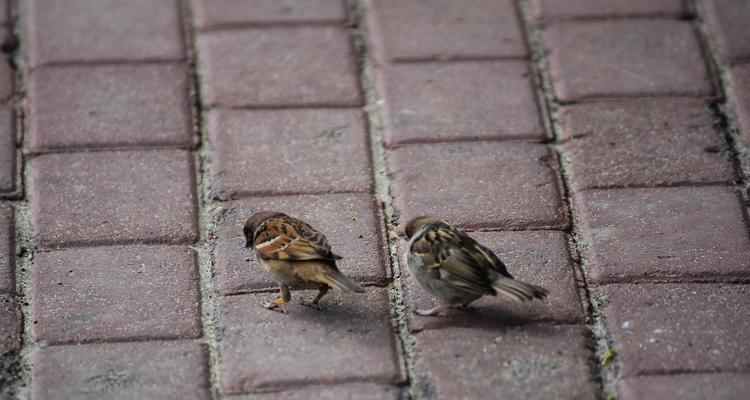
[349,1,430,398]
[178,1,223,398]
[690,0,750,205]
[517,1,617,399]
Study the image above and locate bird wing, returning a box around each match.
[409,223,510,296]
[253,215,341,261]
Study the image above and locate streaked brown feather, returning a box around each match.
[253,214,342,261]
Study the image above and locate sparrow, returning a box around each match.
[404,216,548,316]
[244,211,365,311]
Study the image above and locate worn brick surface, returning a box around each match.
[576,186,750,283]
[382,61,544,145]
[617,373,750,400]
[193,0,347,29]
[33,246,201,344]
[370,0,527,61]
[600,283,750,375]
[26,0,185,66]
[390,142,566,231]
[198,26,360,107]
[215,193,386,294]
[531,0,688,19]
[417,325,597,400]
[559,98,736,189]
[703,0,750,63]
[234,384,403,400]
[0,0,8,25]
[0,59,13,101]
[0,203,12,294]
[28,64,194,151]
[0,295,20,355]
[217,289,402,394]
[33,341,210,400]
[208,109,371,197]
[403,231,584,331]
[0,107,15,194]
[543,20,714,101]
[30,150,198,248]
[729,63,750,146]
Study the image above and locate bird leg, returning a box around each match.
[264,285,291,313]
[414,304,451,317]
[302,286,329,310]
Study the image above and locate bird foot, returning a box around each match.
[263,299,287,314]
[414,305,450,317]
[301,300,322,311]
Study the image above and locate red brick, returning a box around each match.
[33,341,210,400]
[207,109,371,197]
[33,245,201,344]
[233,384,402,400]
[729,63,750,147]
[390,142,567,231]
[197,26,361,107]
[0,295,20,355]
[193,0,347,29]
[417,325,597,399]
[382,61,545,145]
[531,0,688,20]
[576,186,750,283]
[370,0,527,62]
[543,20,714,101]
[600,283,750,376]
[617,373,750,400]
[217,289,402,394]
[30,150,198,248]
[0,204,12,294]
[215,193,386,295]
[559,98,736,189]
[403,231,584,331]
[703,0,750,63]
[25,0,185,66]
[0,0,8,25]
[28,64,194,152]
[0,107,15,194]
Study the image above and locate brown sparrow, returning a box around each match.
[405,216,548,316]
[244,211,365,311]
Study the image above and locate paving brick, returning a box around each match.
[30,150,198,248]
[33,341,210,400]
[576,186,750,283]
[26,0,185,66]
[600,283,750,375]
[729,63,750,147]
[531,0,688,20]
[617,373,750,400]
[197,26,360,107]
[33,245,201,344]
[543,20,714,101]
[703,0,750,63]
[28,64,194,152]
[402,231,584,331]
[0,203,12,294]
[193,0,347,29]
[370,0,527,61]
[0,107,15,194]
[390,142,566,231]
[207,109,371,197]
[382,61,545,145]
[417,325,597,399]
[215,192,386,294]
[217,289,402,394]
[0,0,8,25]
[0,295,20,355]
[559,98,736,189]
[234,384,403,400]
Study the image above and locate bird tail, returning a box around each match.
[492,277,548,302]
[323,271,366,293]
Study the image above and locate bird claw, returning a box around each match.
[414,304,450,317]
[262,302,286,314]
[301,301,322,311]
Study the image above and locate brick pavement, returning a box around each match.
[0,0,747,399]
